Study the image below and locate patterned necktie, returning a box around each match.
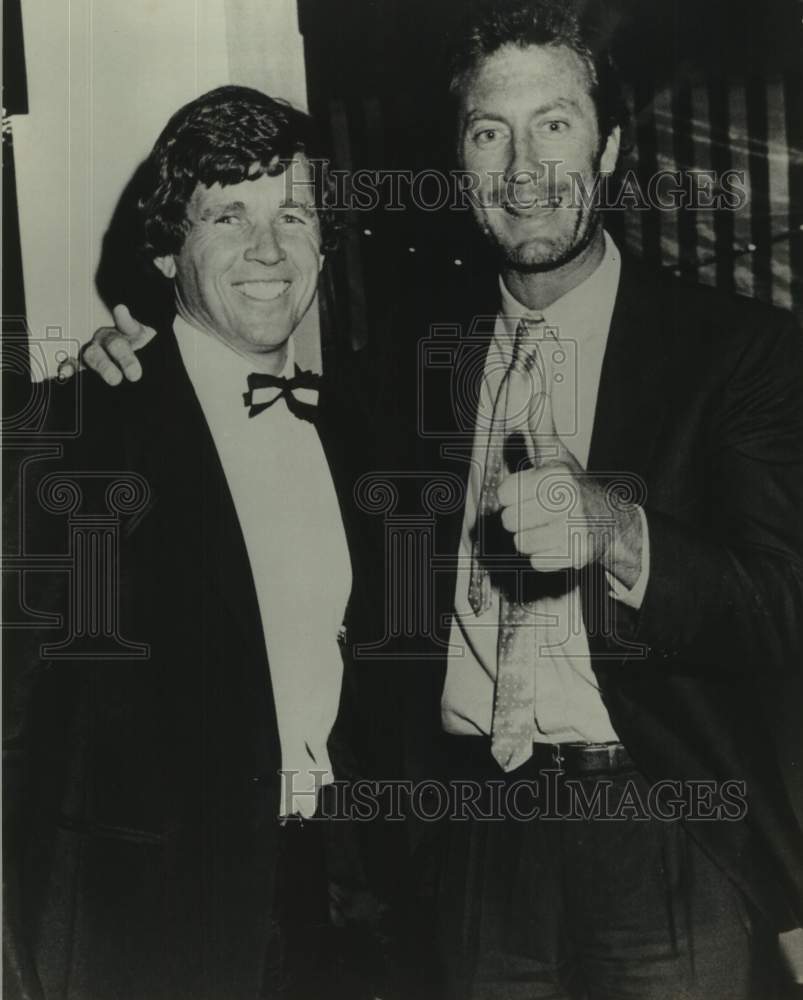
[243,369,321,422]
[467,317,550,771]
[468,318,544,614]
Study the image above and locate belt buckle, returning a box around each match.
[551,743,565,772]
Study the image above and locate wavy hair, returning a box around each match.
[449,0,627,143]
[138,85,341,259]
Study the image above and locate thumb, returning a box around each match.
[527,389,562,468]
[112,304,156,347]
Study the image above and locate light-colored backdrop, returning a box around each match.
[13,0,319,379]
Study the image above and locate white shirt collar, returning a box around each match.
[173,313,296,419]
[497,230,621,346]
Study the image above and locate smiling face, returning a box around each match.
[155,156,322,371]
[458,43,619,273]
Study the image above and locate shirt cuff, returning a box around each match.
[606,505,650,610]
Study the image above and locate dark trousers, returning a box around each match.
[262,798,396,1000]
[437,738,778,1000]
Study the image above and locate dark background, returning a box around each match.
[298,0,803,356]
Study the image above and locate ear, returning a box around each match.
[318,252,325,273]
[600,125,621,176]
[154,255,177,280]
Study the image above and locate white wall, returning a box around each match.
[226,0,308,110]
[13,0,316,379]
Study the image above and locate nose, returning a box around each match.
[504,133,546,194]
[244,223,286,266]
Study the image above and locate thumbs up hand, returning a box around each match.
[497,386,637,576]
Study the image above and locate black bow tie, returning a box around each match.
[243,368,321,422]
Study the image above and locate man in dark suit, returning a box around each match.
[3,85,387,1000]
[56,4,803,997]
[381,3,803,997]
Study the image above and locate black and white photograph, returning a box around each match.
[3,0,803,997]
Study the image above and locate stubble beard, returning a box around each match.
[477,154,606,274]
[485,203,602,275]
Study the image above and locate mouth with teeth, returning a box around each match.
[234,280,291,302]
[502,195,563,216]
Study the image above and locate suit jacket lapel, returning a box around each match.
[587,257,674,480]
[584,258,676,666]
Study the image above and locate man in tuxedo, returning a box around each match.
[60,3,803,997]
[3,85,385,1000]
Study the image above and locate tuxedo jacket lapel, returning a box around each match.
[123,328,282,768]
[140,329,268,634]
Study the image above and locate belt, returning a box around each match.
[443,734,636,779]
[530,741,634,777]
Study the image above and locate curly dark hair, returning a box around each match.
[138,85,340,259]
[449,0,627,144]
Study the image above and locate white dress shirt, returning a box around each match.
[174,316,352,817]
[442,232,649,743]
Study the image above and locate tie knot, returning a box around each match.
[512,316,554,374]
[514,315,552,339]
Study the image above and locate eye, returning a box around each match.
[473,128,504,146]
[279,212,306,225]
[544,120,569,133]
[215,213,242,226]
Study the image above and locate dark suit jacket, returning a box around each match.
[3,326,384,1000]
[378,251,803,931]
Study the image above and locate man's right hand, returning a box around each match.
[57,305,157,385]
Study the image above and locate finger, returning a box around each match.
[497,469,530,510]
[111,304,155,346]
[497,466,565,510]
[81,342,123,386]
[500,496,554,534]
[530,552,575,573]
[513,523,567,558]
[112,303,141,336]
[56,357,82,382]
[105,333,143,382]
[527,524,592,572]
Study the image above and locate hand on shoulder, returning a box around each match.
[57,305,156,385]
